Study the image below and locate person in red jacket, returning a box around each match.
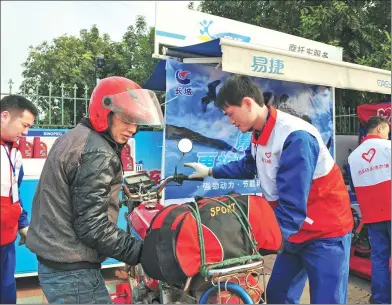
[1,95,38,304]
[348,116,391,304]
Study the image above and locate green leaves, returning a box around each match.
[357,30,391,71]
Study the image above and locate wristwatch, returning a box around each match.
[208,168,213,177]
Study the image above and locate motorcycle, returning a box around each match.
[111,138,267,304]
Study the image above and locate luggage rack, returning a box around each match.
[183,259,267,304]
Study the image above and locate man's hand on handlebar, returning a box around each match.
[183,162,211,179]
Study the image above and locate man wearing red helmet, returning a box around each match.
[26,77,164,304]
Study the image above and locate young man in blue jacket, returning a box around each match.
[185,75,353,303]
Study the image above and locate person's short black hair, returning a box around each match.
[215,75,264,110]
[365,116,389,133]
[0,95,38,118]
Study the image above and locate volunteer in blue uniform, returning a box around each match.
[185,75,353,304]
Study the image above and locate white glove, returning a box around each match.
[184,162,210,179]
[18,226,29,246]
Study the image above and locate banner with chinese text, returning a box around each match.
[164,59,334,201]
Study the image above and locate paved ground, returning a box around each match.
[16,255,371,304]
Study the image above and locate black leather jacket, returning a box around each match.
[27,118,142,270]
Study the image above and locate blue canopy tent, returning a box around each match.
[143,59,167,92]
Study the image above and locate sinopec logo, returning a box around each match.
[43,132,64,136]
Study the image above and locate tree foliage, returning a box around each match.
[20,16,157,127]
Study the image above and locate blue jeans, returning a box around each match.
[38,263,112,304]
[0,242,16,304]
[368,221,391,304]
[267,233,351,304]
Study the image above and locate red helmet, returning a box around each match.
[88,76,164,132]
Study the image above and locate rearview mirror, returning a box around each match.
[177,138,193,154]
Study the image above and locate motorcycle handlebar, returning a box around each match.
[122,174,204,201]
[156,174,203,194]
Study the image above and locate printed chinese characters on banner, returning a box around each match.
[288,44,329,58]
[201,179,260,192]
[251,56,284,75]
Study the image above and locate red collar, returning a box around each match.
[252,106,277,146]
[1,140,19,149]
[361,135,383,143]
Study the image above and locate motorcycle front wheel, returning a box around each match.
[199,282,255,304]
